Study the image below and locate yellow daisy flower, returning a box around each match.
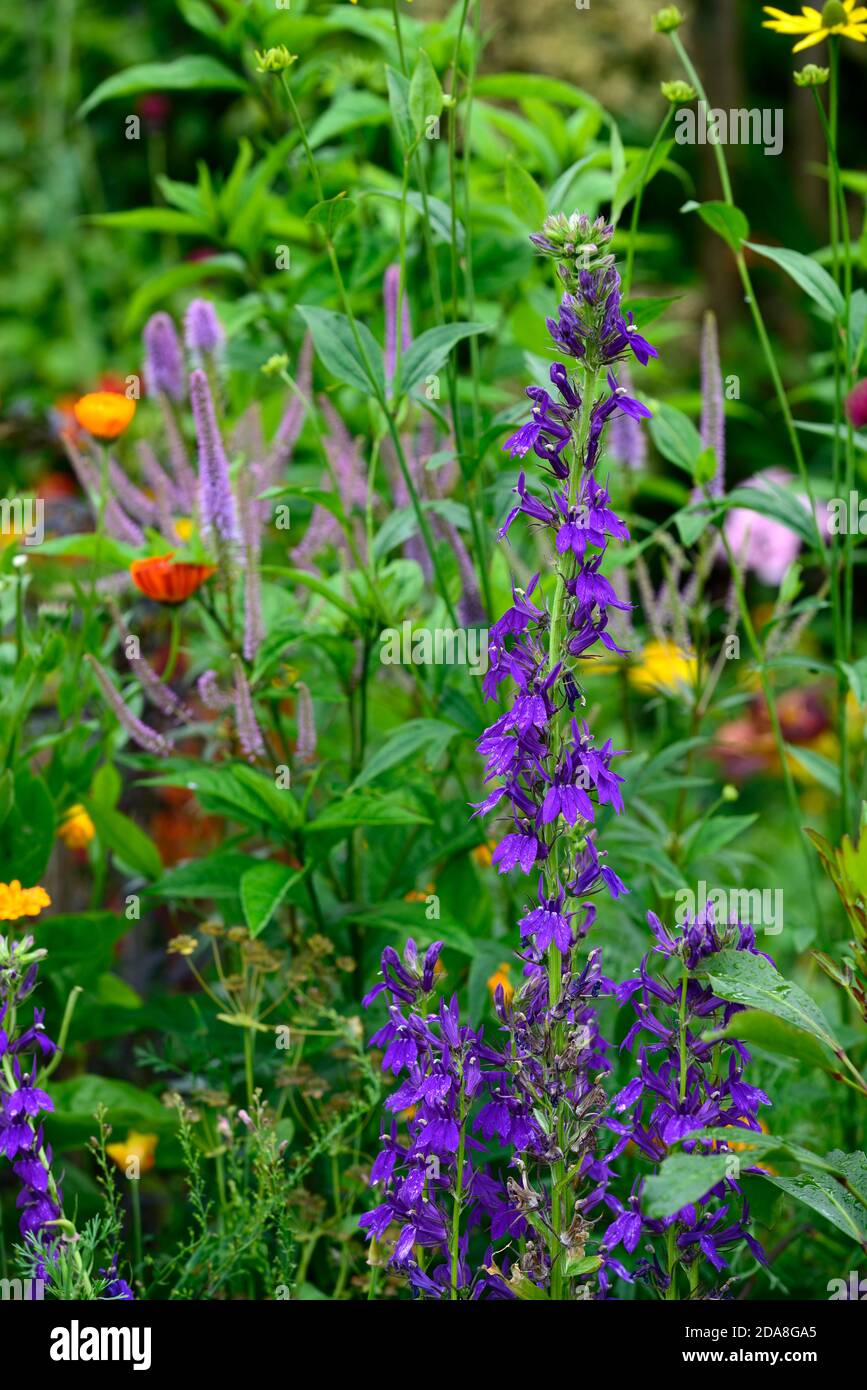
[763,1,867,53]
[628,639,698,695]
[58,805,95,851]
[0,880,51,922]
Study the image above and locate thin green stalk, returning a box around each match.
[669,32,825,556]
[624,107,673,297]
[450,1074,467,1299]
[719,527,820,913]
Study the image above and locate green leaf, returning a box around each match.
[409,50,443,136]
[786,744,842,793]
[308,91,390,150]
[706,1009,837,1071]
[681,812,758,862]
[123,254,247,333]
[0,770,14,829]
[506,159,547,230]
[765,1173,867,1250]
[352,900,475,956]
[351,719,459,789]
[79,56,247,118]
[307,793,431,832]
[48,1075,174,1135]
[746,241,846,320]
[0,770,55,883]
[613,139,675,223]
[395,322,488,398]
[88,208,208,234]
[146,851,264,901]
[83,800,163,881]
[644,1153,733,1219]
[36,912,131,978]
[474,72,602,111]
[626,294,681,329]
[683,199,749,253]
[296,304,385,398]
[385,65,414,149]
[720,482,818,546]
[241,862,307,938]
[140,762,299,834]
[649,402,702,475]
[702,949,843,1055]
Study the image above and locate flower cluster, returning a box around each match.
[0,934,63,1282]
[477,214,653,923]
[603,906,770,1294]
[359,940,519,1298]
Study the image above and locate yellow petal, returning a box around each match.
[792,27,829,48]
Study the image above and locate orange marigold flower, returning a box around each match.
[58,805,95,850]
[130,552,216,605]
[487,961,514,1004]
[105,1131,158,1176]
[0,880,52,922]
[72,391,137,440]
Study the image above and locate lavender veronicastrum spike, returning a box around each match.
[189,368,239,544]
[184,298,225,359]
[231,655,266,762]
[144,311,185,403]
[85,655,170,757]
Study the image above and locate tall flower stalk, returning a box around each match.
[472,212,656,1295]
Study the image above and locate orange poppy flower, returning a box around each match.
[130,552,216,604]
[73,391,137,440]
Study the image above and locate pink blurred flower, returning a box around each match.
[846,379,867,429]
[724,468,808,584]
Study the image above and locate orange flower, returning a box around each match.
[105,1131,158,1176]
[0,881,51,922]
[58,805,95,850]
[487,962,514,1004]
[130,552,216,605]
[73,391,137,440]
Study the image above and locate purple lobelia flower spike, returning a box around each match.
[359,940,521,1299]
[0,935,64,1283]
[471,212,658,1296]
[144,312,185,403]
[189,368,239,544]
[602,904,770,1297]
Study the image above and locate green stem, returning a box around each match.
[450,1073,467,1299]
[624,107,673,297]
[669,32,825,556]
[162,605,182,684]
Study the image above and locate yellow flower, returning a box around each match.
[167,933,198,956]
[58,805,95,851]
[106,1131,158,1175]
[174,517,194,542]
[471,840,495,868]
[763,1,867,53]
[0,880,51,922]
[487,962,514,1005]
[628,639,698,695]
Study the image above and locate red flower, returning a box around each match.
[130,553,216,605]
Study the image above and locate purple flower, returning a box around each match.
[144,312,185,402]
[184,298,224,357]
[189,368,239,543]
